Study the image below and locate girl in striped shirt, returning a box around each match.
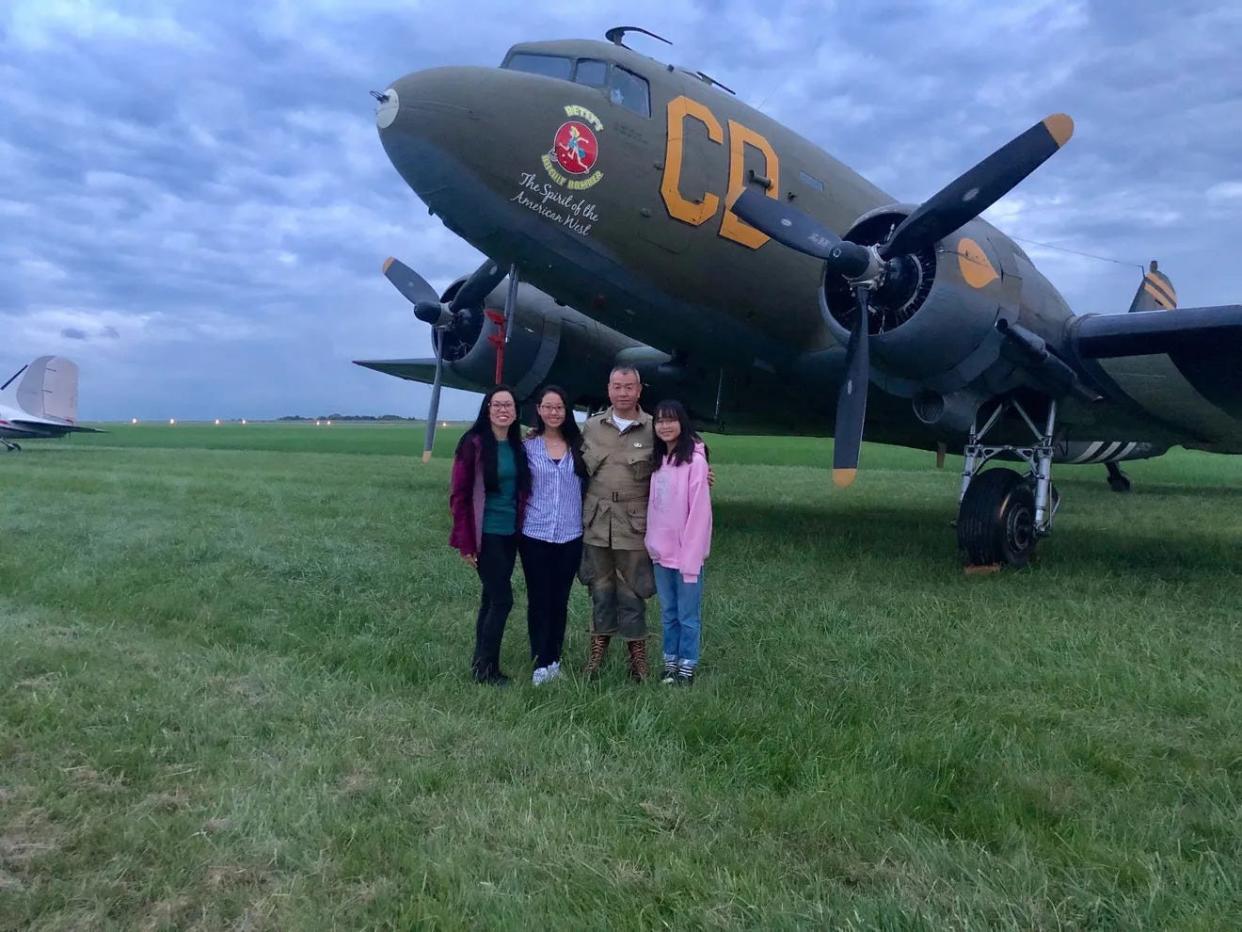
[520,386,588,685]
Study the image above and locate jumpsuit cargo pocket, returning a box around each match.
[626,450,653,483]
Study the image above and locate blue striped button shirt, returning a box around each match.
[522,435,584,544]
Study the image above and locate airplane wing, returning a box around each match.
[352,358,479,393]
[1061,305,1242,450]
[1071,305,1242,358]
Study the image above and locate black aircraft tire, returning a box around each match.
[957,468,1037,568]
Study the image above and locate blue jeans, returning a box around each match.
[653,563,704,667]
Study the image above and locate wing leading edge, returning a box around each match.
[1072,304,1242,359]
[352,358,479,394]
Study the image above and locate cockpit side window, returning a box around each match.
[610,66,650,118]
[504,53,573,81]
[574,59,609,88]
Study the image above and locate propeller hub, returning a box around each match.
[413,301,453,327]
[831,242,885,286]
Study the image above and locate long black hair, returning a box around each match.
[530,385,588,479]
[455,384,531,494]
[652,399,708,469]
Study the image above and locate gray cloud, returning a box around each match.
[3,1,1240,420]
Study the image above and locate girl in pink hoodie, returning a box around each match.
[646,400,713,685]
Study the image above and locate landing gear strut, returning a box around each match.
[957,399,1058,567]
[1106,461,1132,493]
[1,439,21,452]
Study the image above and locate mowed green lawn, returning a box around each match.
[2,424,1240,930]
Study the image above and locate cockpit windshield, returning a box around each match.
[504,53,572,81]
[501,50,652,119]
[608,66,650,117]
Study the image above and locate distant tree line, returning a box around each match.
[277,414,422,422]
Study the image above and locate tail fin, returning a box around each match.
[1128,260,1177,312]
[8,356,81,423]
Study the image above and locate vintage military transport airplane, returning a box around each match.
[355,28,1242,566]
[1,356,102,451]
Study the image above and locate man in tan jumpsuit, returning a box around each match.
[580,366,656,681]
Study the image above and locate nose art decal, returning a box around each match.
[540,105,604,191]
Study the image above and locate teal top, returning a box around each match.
[482,441,518,535]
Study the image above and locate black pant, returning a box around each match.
[473,533,518,677]
[519,534,584,667]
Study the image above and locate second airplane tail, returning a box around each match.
[2,355,81,424]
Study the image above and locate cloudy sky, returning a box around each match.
[3,0,1239,420]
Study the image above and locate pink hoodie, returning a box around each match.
[645,441,712,582]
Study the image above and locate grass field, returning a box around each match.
[2,424,1241,930]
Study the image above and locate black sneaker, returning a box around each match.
[660,662,678,685]
[676,666,695,686]
[473,667,511,687]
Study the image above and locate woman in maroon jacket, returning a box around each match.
[450,385,531,685]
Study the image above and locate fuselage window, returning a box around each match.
[574,59,609,88]
[505,53,573,81]
[798,170,825,192]
[610,67,650,117]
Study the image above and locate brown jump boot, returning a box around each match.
[626,639,649,682]
[583,635,611,680]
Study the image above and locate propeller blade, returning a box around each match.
[731,189,843,259]
[422,342,445,464]
[450,259,506,312]
[383,256,439,305]
[502,264,520,345]
[881,114,1073,259]
[832,286,871,488]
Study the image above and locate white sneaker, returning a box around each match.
[532,666,550,686]
[545,661,562,681]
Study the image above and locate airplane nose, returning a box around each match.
[375,67,492,147]
[374,66,494,199]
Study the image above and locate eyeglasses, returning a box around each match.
[538,405,565,414]
[489,402,516,411]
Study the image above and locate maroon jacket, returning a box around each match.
[449,432,530,556]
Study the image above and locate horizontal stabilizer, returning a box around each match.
[8,419,104,434]
[352,358,476,393]
[1073,305,1242,359]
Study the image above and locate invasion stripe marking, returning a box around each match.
[1071,441,1105,463]
[1093,441,1124,463]
[1145,273,1177,305]
[1144,275,1177,307]
[1143,283,1174,310]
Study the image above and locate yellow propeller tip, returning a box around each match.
[1044,113,1074,147]
[832,468,857,488]
[383,256,395,273]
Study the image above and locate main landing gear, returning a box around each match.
[957,399,1059,568]
[1,439,21,452]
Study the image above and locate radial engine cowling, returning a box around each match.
[440,277,642,404]
[820,207,1017,399]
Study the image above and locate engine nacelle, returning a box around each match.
[820,207,1016,399]
[440,278,648,405]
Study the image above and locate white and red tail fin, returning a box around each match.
[1128,260,1177,312]
[2,356,81,424]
